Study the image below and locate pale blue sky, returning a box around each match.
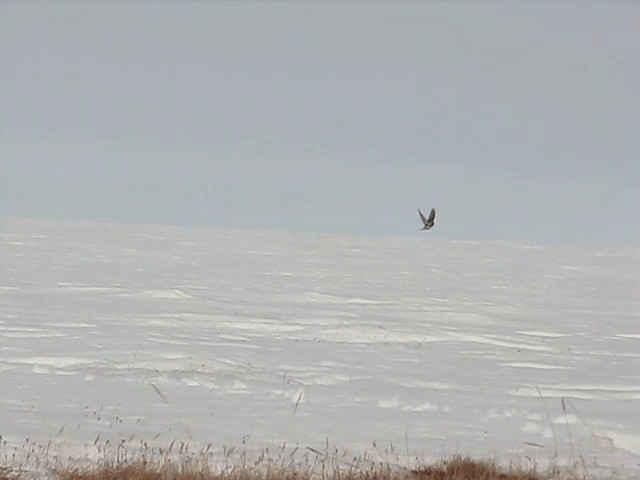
[2,1,638,246]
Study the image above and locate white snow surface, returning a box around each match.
[1,219,639,473]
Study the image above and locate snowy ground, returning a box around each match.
[1,218,639,474]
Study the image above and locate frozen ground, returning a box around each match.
[1,218,639,474]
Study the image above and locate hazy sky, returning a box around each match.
[2,1,638,247]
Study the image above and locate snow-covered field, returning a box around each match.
[1,218,639,474]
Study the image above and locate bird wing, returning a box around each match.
[428,208,436,223]
[418,208,429,226]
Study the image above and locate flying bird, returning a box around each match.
[418,208,436,230]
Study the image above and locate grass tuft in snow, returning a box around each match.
[411,456,542,480]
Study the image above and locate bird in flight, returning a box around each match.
[418,208,436,230]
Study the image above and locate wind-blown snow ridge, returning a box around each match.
[1,218,639,474]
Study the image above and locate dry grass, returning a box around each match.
[411,456,543,480]
[50,456,544,480]
[0,436,611,480]
[0,451,554,480]
[0,466,16,480]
